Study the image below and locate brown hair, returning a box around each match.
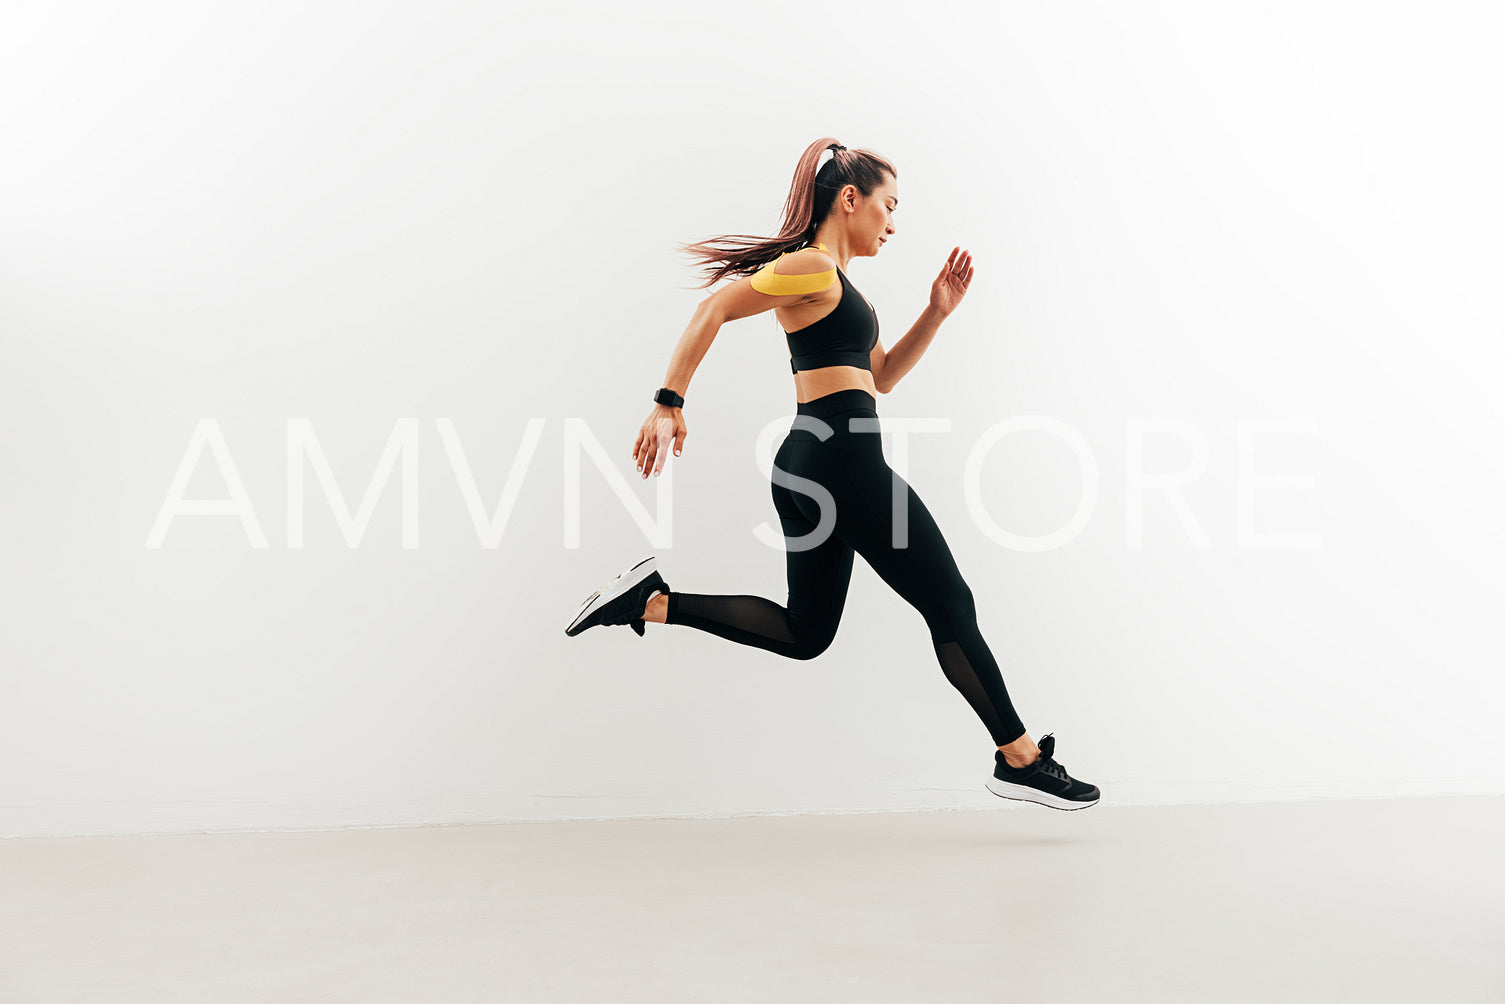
[675,137,898,290]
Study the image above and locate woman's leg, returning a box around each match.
[662,437,856,661]
[813,430,1028,748]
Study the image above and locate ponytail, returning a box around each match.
[675,137,897,290]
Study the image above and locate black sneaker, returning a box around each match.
[986,733,1100,810]
[564,556,669,638]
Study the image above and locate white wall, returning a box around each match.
[2,0,1501,838]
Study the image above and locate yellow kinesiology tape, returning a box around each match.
[750,248,837,296]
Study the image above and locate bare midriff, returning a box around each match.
[793,366,877,404]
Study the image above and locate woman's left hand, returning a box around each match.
[928,246,974,317]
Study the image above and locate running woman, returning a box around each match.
[565,138,1098,811]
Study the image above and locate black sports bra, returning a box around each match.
[784,263,880,374]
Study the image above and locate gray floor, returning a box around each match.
[1,795,1501,1002]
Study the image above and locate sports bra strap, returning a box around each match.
[751,243,836,297]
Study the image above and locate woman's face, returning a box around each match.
[859,174,899,255]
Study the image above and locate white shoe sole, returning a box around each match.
[565,556,657,635]
[986,775,1099,811]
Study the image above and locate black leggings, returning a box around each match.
[664,388,1027,747]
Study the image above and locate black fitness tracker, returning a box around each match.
[653,387,685,409]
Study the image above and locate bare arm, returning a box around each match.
[871,305,946,394]
[632,250,835,478]
[631,303,716,480]
[658,298,723,400]
[872,247,976,394]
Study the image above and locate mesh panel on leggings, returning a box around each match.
[666,592,797,646]
[934,640,1027,747]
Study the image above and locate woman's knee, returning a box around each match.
[919,578,978,641]
[788,618,839,660]
[950,578,977,617]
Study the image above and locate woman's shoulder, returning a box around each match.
[776,242,836,271]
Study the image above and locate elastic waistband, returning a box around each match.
[795,388,877,419]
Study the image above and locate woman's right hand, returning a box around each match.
[632,404,687,478]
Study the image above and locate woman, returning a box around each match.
[565,138,1098,811]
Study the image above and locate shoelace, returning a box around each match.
[1031,733,1070,784]
[1036,757,1070,783]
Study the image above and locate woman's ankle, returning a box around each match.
[644,591,669,624]
[997,734,1040,767]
